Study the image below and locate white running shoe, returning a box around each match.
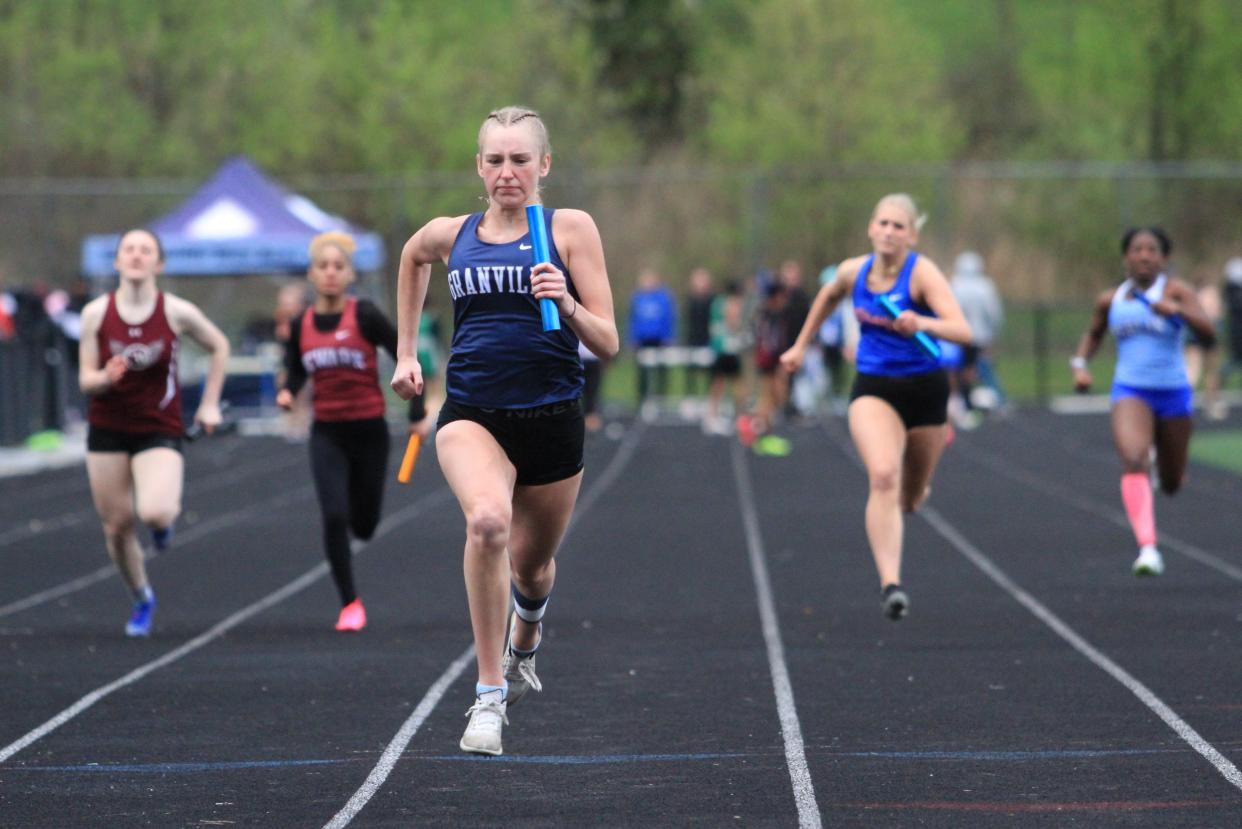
[460,693,507,755]
[502,618,543,707]
[1133,545,1165,577]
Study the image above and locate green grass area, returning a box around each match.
[1190,429,1242,476]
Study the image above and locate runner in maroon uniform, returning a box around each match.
[79,229,230,637]
[276,231,427,631]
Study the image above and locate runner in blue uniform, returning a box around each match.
[780,194,972,620]
[390,107,619,755]
[1070,227,1215,576]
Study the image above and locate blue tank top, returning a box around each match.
[1109,274,1188,389]
[852,253,940,376]
[444,208,584,407]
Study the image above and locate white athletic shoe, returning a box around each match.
[502,618,543,707]
[1133,545,1165,577]
[460,693,507,756]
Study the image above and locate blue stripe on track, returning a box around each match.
[828,749,1182,761]
[13,759,346,773]
[414,752,747,765]
[10,747,1185,774]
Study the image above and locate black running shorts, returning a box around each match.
[436,397,585,486]
[87,425,183,455]
[849,370,949,429]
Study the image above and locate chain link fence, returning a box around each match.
[3,162,1241,443]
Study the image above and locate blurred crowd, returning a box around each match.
[619,254,974,437]
[616,251,1242,439]
[0,266,93,443]
[6,250,1242,447]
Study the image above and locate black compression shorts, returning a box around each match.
[849,370,949,429]
[87,425,183,455]
[436,397,585,486]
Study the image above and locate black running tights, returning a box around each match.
[309,418,390,605]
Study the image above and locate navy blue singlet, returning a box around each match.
[444,208,584,408]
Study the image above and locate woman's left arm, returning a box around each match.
[1163,279,1217,347]
[907,259,973,345]
[539,209,619,359]
[167,295,231,432]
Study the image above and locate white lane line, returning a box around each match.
[1004,415,1240,510]
[919,505,1242,792]
[960,444,1242,582]
[817,418,1242,792]
[324,422,646,828]
[0,564,115,619]
[0,485,316,620]
[0,487,454,763]
[0,453,302,550]
[0,507,94,547]
[730,441,822,829]
[322,646,475,829]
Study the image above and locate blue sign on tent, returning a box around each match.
[81,156,384,277]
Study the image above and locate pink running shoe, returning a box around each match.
[335,599,367,631]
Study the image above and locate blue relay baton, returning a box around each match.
[525,205,561,332]
[877,295,941,361]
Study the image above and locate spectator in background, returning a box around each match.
[1184,268,1224,420]
[950,251,1006,412]
[579,339,605,432]
[54,277,92,351]
[13,278,64,432]
[273,282,308,345]
[0,266,16,341]
[628,267,677,409]
[55,278,94,421]
[1216,257,1242,408]
[747,280,791,437]
[704,279,748,435]
[271,282,310,439]
[779,259,812,417]
[416,292,446,424]
[682,266,715,397]
[817,265,855,414]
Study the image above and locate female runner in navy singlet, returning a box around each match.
[779,195,972,621]
[1070,227,1215,576]
[390,107,619,756]
[78,229,230,637]
[276,231,428,632]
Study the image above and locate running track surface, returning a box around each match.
[2,410,1241,827]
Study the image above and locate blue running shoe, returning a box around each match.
[125,594,156,637]
[151,525,173,552]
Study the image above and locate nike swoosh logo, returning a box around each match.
[519,244,532,251]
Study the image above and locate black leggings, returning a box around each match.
[310,418,390,605]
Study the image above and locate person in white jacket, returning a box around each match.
[950,251,1006,412]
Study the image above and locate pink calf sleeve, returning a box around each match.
[1120,472,1156,548]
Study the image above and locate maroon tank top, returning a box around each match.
[88,291,183,435]
[299,298,386,422]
